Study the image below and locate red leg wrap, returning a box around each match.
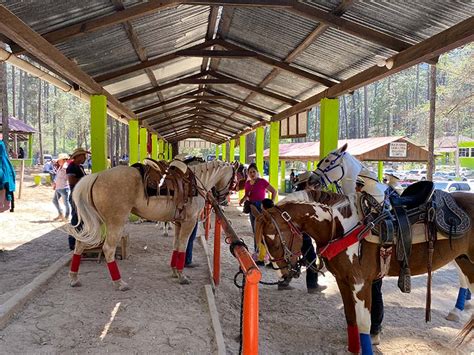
[170,250,179,268]
[70,254,81,273]
[176,252,186,271]
[107,261,121,281]
[347,324,360,353]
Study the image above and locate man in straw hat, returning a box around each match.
[52,153,70,222]
[66,148,90,250]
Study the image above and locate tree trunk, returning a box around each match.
[109,116,114,165]
[415,64,420,106]
[386,78,392,136]
[426,64,436,180]
[363,86,369,138]
[342,95,348,139]
[52,87,57,155]
[37,80,44,164]
[23,73,28,124]
[115,120,120,166]
[11,66,16,117]
[0,47,8,151]
[18,70,23,120]
[355,91,361,138]
[350,94,357,138]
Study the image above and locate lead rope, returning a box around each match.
[233,270,246,355]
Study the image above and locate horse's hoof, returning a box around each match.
[464,302,472,310]
[70,279,82,287]
[445,308,462,322]
[178,274,190,285]
[171,268,179,278]
[371,333,381,346]
[114,279,130,291]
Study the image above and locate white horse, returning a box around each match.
[315,143,473,323]
[66,160,236,290]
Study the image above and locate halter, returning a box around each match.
[194,163,236,202]
[315,150,346,192]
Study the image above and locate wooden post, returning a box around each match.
[90,95,107,173]
[307,161,312,171]
[164,142,169,161]
[213,216,222,286]
[158,138,164,160]
[239,134,246,199]
[255,127,264,174]
[269,121,279,192]
[319,98,339,160]
[18,159,24,199]
[280,160,286,193]
[128,120,139,165]
[221,143,227,162]
[378,161,384,182]
[139,127,147,162]
[151,134,158,160]
[28,134,33,166]
[215,143,220,161]
[229,139,235,162]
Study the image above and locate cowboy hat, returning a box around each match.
[57,153,69,161]
[356,176,366,186]
[70,147,90,159]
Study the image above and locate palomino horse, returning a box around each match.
[66,160,236,290]
[253,189,474,354]
[314,143,473,322]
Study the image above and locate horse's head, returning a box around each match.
[315,143,362,193]
[252,203,305,279]
[232,161,247,192]
[212,161,236,204]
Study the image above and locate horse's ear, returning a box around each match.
[340,143,348,152]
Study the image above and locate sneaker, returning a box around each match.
[307,285,327,294]
[371,333,381,345]
[277,284,295,291]
[184,263,200,268]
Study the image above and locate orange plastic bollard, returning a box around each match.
[213,217,221,286]
[205,203,211,241]
[243,280,259,355]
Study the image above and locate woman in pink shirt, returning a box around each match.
[239,163,276,264]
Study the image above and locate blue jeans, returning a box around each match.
[248,201,262,251]
[185,223,199,265]
[53,188,70,218]
[371,278,384,335]
[302,234,318,289]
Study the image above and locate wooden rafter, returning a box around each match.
[196,112,248,128]
[134,88,204,114]
[205,89,275,116]
[202,104,261,123]
[272,15,474,122]
[145,109,197,126]
[0,6,135,120]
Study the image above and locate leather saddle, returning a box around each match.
[363,181,470,293]
[132,159,198,220]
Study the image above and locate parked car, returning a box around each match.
[433,181,473,193]
[405,169,427,181]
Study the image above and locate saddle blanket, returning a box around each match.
[365,223,447,245]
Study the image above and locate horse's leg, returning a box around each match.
[170,223,182,278]
[352,281,374,355]
[69,240,87,287]
[102,225,129,291]
[172,220,195,285]
[448,257,474,321]
[335,279,363,354]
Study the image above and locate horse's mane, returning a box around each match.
[307,189,347,206]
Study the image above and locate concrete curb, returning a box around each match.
[204,284,226,355]
[0,252,71,330]
[200,234,215,289]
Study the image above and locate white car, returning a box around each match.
[433,181,473,193]
[405,169,427,181]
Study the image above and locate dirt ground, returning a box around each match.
[0,170,472,354]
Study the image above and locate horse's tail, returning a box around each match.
[455,314,473,347]
[65,173,104,247]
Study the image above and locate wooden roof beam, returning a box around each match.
[134,88,204,114]
[199,108,252,126]
[196,113,247,129]
[120,71,208,102]
[216,39,339,87]
[205,88,276,116]
[0,6,135,120]
[272,16,474,122]
[140,101,203,121]
[145,109,198,125]
[290,2,413,52]
[209,71,298,105]
[202,101,265,122]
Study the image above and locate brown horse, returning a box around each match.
[253,190,474,354]
[66,160,236,290]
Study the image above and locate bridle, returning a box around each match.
[315,150,346,192]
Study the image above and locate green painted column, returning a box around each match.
[319,98,340,160]
[313,161,318,171]
[164,142,169,161]
[256,127,264,174]
[129,119,139,165]
[169,143,173,160]
[280,160,286,193]
[378,161,384,182]
[269,121,280,191]
[215,144,220,161]
[221,143,227,162]
[151,134,158,160]
[139,127,148,162]
[158,139,164,160]
[239,135,246,199]
[90,95,107,173]
[229,139,235,163]
[28,134,33,166]
[307,161,313,171]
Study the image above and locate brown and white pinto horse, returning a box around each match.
[66,160,236,290]
[253,189,474,355]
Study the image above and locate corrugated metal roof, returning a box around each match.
[2,1,473,143]
[1,117,36,134]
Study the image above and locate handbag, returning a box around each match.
[243,200,252,214]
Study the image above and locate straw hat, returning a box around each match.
[57,153,69,161]
[70,147,90,159]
